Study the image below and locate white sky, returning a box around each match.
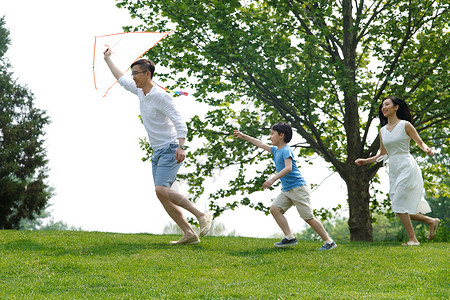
[1,0,355,237]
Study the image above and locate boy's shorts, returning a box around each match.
[151,144,181,187]
[272,185,314,220]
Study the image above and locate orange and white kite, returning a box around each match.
[93,31,173,97]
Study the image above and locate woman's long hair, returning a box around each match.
[378,96,413,127]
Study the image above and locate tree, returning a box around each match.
[0,17,52,229]
[118,0,450,241]
[19,204,82,231]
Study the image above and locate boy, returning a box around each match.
[103,48,211,245]
[234,122,336,250]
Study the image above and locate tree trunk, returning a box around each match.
[340,0,374,241]
[345,170,373,241]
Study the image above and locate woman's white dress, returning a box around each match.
[380,120,431,214]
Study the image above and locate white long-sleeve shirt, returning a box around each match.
[118,75,187,150]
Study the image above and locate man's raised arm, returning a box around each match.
[103,48,125,80]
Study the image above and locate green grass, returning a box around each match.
[0,231,448,299]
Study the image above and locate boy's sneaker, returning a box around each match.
[274,237,298,248]
[318,241,337,251]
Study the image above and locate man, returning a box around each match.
[104,48,211,245]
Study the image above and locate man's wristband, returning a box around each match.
[178,145,188,150]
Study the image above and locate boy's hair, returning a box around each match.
[130,59,155,79]
[271,122,293,143]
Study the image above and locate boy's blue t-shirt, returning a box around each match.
[270,145,306,191]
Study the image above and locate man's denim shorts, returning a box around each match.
[151,144,181,187]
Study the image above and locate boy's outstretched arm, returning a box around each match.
[103,48,126,80]
[234,130,271,152]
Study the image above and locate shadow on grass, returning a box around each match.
[1,234,411,260]
[0,236,192,257]
[228,247,291,257]
[0,234,288,259]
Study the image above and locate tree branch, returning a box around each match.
[417,116,450,132]
[287,0,343,62]
[245,71,345,172]
[356,0,393,43]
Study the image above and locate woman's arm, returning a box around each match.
[405,121,434,155]
[355,131,388,166]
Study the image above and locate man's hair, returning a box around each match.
[130,59,155,79]
[271,122,293,143]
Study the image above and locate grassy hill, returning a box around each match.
[0,230,448,299]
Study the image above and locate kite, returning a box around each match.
[93,31,188,97]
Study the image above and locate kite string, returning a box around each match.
[155,82,188,96]
[93,32,127,72]
[107,32,127,51]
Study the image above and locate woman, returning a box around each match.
[355,96,440,245]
